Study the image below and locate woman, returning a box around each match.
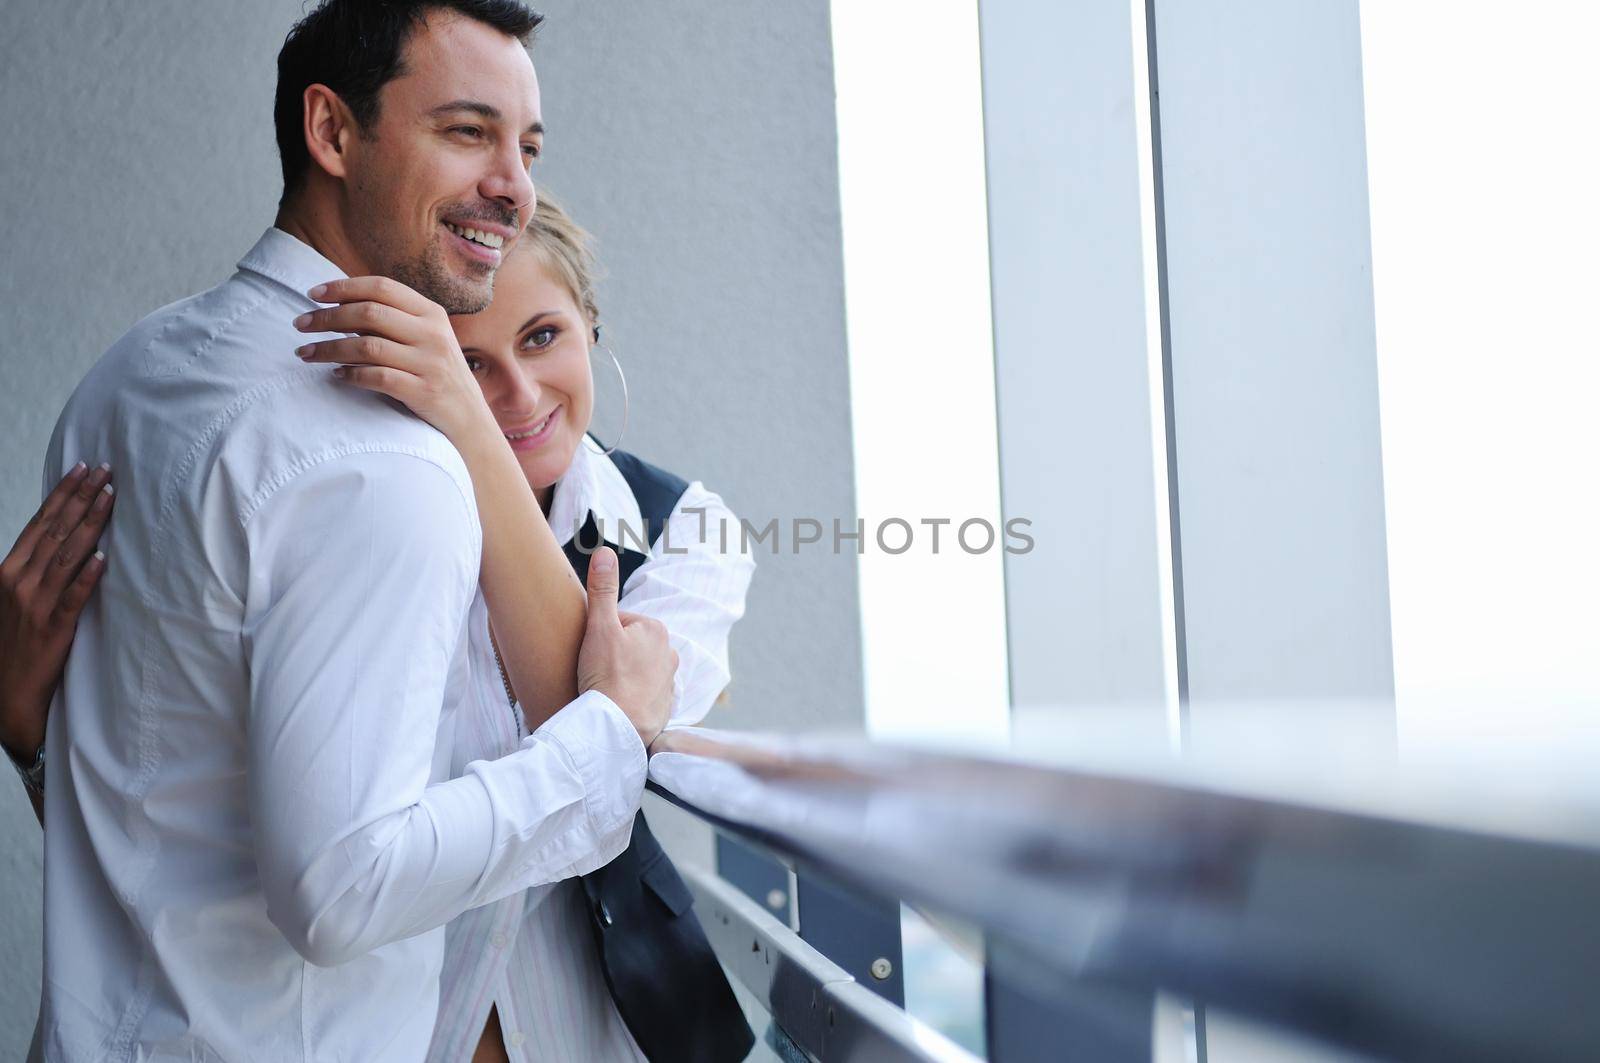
[1,196,756,1063]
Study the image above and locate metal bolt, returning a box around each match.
[766,888,787,911]
[869,957,893,981]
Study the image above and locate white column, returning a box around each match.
[1149,0,1395,740]
[980,0,1178,750]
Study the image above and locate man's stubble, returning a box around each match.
[349,168,497,316]
[388,238,496,316]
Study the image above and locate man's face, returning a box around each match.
[343,13,542,314]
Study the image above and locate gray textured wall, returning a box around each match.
[0,1,860,1050]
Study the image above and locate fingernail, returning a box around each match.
[307,283,328,300]
[332,366,347,378]
[592,549,615,573]
[293,313,312,329]
[96,462,112,473]
[296,344,313,359]
[69,461,87,477]
[92,550,105,565]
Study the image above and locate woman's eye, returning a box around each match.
[523,327,557,350]
[464,355,485,373]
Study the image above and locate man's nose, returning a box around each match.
[480,142,535,223]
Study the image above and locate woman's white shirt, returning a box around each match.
[428,437,756,1062]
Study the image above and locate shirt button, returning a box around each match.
[491,933,508,949]
[508,1031,527,1048]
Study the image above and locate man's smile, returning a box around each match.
[443,221,505,249]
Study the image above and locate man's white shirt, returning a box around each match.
[32,229,646,1062]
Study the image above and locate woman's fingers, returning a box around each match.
[50,549,106,628]
[36,478,114,597]
[296,333,423,373]
[293,300,424,346]
[5,463,91,576]
[308,275,440,319]
[22,466,112,582]
[330,364,422,402]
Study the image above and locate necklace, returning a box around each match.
[489,631,522,736]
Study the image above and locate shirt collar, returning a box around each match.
[547,436,646,552]
[237,227,348,305]
[235,232,648,554]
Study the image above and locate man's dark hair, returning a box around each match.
[274,0,543,203]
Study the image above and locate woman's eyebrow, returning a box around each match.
[458,312,565,356]
[517,311,562,332]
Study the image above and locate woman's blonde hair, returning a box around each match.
[516,192,603,338]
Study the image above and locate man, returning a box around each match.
[32,3,675,1059]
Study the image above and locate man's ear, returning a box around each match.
[302,84,358,182]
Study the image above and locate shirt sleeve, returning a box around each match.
[618,482,756,728]
[242,449,645,968]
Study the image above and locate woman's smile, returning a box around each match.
[504,405,562,451]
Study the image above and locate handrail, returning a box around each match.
[680,860,980,1063]
[648,727,1600,1063]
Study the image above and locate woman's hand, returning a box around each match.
[0,462,114,760]
[293,277,501,449]
[296,279,592,726]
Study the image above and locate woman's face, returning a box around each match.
[449,248,595,496]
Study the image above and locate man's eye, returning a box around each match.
[453,126,484,139]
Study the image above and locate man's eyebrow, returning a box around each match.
[429,99,544,136]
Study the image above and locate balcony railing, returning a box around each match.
[645,723,1600,1062]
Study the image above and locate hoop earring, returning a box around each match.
[590,342,629,456]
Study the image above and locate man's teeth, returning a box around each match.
[445,222,504,249]
[506,412,552,440]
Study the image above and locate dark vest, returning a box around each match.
[565,448,755,1063]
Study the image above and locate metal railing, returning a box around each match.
[645,726,1600,1063]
